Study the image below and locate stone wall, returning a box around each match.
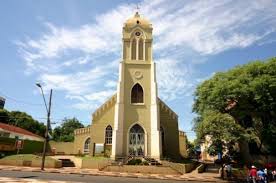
[105,165,180,175]
[81,158,109,169]
[74,127,91,155]
[49,141,74,155]
[179,131,188,158]
[51,156,109,169]
[0,159,62,168]
[159,100,180,159]
[91,96,115,144]
[161,161,197,174]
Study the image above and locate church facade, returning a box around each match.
[73,12,187,160]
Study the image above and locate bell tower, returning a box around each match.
[111,12,161,160]
[122,12,153,62]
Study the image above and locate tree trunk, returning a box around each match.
[258,139,263,152]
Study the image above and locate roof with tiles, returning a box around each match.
[0,122,44,139]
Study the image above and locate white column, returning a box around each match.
[111,62,125,160]
[150,62,161,159]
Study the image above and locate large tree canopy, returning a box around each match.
[52,117,84,142]
[193,57,276,156]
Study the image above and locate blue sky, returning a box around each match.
[1,0,276,141]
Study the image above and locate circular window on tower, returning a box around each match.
[135,32,141,37]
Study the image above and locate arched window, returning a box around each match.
[84,137,91,153]
[131,39,137,60]
[105,125,112,144]
[138,38,144,60]
[131,83,143,103]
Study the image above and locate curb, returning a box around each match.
[0,166,225,182]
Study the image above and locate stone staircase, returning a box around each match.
[205,163,220,173]
[59,159,75,167]
[143,157,162,165]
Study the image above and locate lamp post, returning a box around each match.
[36,83,52,171]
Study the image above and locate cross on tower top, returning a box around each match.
[135,3,140,12]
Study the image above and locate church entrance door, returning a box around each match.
[129,124,145,156]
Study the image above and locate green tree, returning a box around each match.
[52,117,84,142]
[193,57,276,156]
[7,111,46,137]
[0,109,9,122]
[194,111,249,156]
[186,139,197,158]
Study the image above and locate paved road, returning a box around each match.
[0,170,207,183]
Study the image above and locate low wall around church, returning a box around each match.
[179,131,188,158]
[104,165,180,175]
[49,141,74,155]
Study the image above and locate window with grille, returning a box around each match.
[105,125,112,145]
[129,124,145,156]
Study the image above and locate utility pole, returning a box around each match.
[41,89,52,170]
[36,83,52,171]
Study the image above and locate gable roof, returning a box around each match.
[0,122,44,139]
[158,98,178,119]
[91,93,178,120]
[92,94,117,120]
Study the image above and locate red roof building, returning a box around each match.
[0,122,44,141]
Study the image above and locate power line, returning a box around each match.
[0,115,66,121]
[0,90,43,106]
[0,90,64,109]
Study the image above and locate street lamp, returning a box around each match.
[36,83,52,171]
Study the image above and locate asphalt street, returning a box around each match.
[0,170,208,183]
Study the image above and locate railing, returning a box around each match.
[74,127,91,135]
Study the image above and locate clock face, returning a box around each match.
[135,32,141,36]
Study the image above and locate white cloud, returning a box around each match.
[16,0,276,110]
[71,102,98,111]
[84,90,116,103]
[105,80,117,88]
[148,0,276,55]
[156,58,195,101]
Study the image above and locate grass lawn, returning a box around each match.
[1,154,57,162]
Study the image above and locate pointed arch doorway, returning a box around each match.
[128,124,145,156]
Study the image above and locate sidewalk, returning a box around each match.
[0,177,82,183]
[0,165,224,182]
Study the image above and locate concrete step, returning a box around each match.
[205,164,220,173]
[59,159,75,167]
[143,157,162,165]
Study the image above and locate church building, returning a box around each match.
[73,12,187,160]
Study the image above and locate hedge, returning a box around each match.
[0,137,44,154]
